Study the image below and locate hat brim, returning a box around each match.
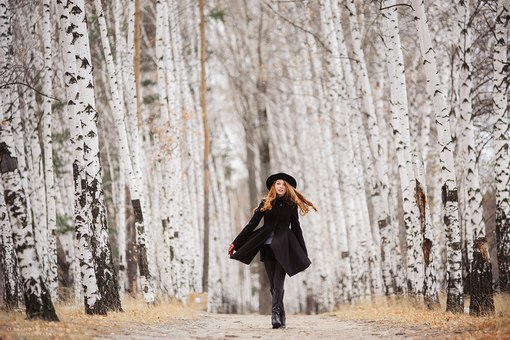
[266,173,297,190]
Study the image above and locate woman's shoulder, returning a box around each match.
[254,199,266,211]
[285,198,297,207]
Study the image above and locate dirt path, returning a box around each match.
[95,313,420,339]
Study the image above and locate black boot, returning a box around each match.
[279,290,286,328]
[271,289,282,329]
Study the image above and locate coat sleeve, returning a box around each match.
[232,200,265,249]
[290,205,308,255]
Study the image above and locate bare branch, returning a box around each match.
[259,0,331,53]
[0,82,62,102]
[379,3,414,11]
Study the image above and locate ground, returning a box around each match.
[94,313,452,339]
[1,296,509,339]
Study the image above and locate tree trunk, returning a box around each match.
[124,0,155,303]
[410,0,463,312]
[57,0,107,315]
[469,237,495,316]
[199,0,211,295]
[331,0,383,296]
[318,0,353,304]
[0,2,22,310]
[42,0,58,302]
[94,0,155,304]
[413,154,440,309]
[253,4,272,314]
[0,179,21,309]
[493,0,510,294]
[346,0,400,296]
[134,0,141,125]
[380,0,423,296]
[68,0,122,311]
[0,97,59,321]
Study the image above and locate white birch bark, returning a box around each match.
[0,1,21,310]
[57,0,106,314]
[69,0,122,310]
[112,0,128,296]
[454,0,489,292]
[346,0,400,295]
[113,0,127,112]
[153,0,175,297]
[0,179,21,309]
[117,152,128,294]
[21,37,49,294]
[380,0,424,296]
[302,4,346,307]
[372,28,407,294]
[331,0,382,296]
[42,0,58,302]
[52,53,75,221]
[207,155,228,312]
[159,0,186,299]
[0,90,58,321]
[93,0,154,303]
[493,0,510,293]
[410,0,463,312]
[413,152,440,308]
[58,232,81,302]
[123,0,156,302]
[318,0,352,304]
[169,2,203,280]
[159,0,189,300]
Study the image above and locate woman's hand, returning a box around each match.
[228,244,235,256]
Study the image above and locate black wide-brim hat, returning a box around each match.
[266,173,297,190]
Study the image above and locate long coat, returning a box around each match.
[230,196,311,277]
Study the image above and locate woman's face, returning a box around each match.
[274,180,287,196]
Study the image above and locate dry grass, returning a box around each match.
[2,295,509,339]
[330,294,510,339]
[0,297,196,340]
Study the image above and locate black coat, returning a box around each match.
[230,197,311,277]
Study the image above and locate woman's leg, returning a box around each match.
[272,261,286,292]
[273,261,286,327]
[265,260,281,327]
[263,260,276,291]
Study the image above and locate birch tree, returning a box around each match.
[21,10,50,303]
[493,0,510,293]
[346,0,403,296]
[200,0,211,296]
[123,0,155,302]
[112,0,128,295]
[452,0,494,314]
[330,0,382,296]
[93,0,154,303]
[0,94,59,321]
[58,0,106,315]
[410,0,464,312]
[0,0,58,320]
[380,0,423,296]
[256,9,273,313]
[69,0,122,310]
[154,0,179,298]
[413,153,440,308]
[0,180,21,309]
[42,0,58,302]
[0,1,21,310]
[318,0,355,303]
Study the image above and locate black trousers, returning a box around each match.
[261,245,286,292]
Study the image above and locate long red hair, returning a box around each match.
[255,180,317,215]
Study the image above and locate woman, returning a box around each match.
[228,172,317,329]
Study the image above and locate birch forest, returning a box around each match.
[0,0,509,323]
